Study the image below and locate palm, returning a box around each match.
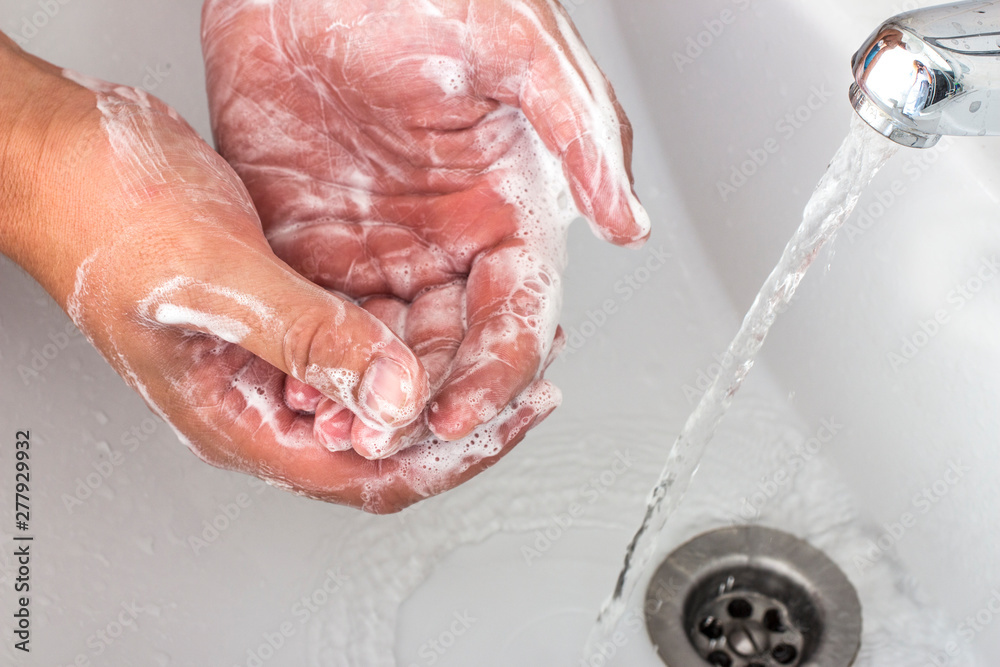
[203,0,650,446]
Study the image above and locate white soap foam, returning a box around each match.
[507,1,651,244]
[230,372,313,450]
[357,379,561,511]
[420,56,471,97]
[154,304,250,344]
[138,277,276,340]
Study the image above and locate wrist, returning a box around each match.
[0,36,103,303]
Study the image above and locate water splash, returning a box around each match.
[583,114,900,656]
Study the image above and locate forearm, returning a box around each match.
[0,33,101,306]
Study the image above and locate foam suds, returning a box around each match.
[357,378,562,512]
[508,0,651,245]
[65,252,99,344]
[201,0,656,458]
[154,304,250,343]
[420,56,471,96]
[231,371,314,450]
[304,366,364,417]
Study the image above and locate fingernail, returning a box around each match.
[362,357,413,428]
[315,405,353,452]
[285,378,322,413]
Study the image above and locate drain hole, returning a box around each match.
[763,608,786,632]
[772,644,799,664]
[706,651,732,667]
[698,616,724,640]
[727,598,753,619]
[644,526,862,667]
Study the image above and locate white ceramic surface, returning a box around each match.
[1,0,996,665]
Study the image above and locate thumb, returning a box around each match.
[138,244,429,431]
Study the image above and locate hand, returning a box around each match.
[202,0,651,454]
[284,284,565,460]
[0,37,550,512]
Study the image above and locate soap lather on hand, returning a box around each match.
[0,0,648,514]
[202,0,651,463]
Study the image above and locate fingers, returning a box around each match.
[357,378,563,512]
[179,352,391,510]
[313,399,354,452]
[174,348,384,510]
[483,1,651,247]
[345,295,421,459]
[349,285,465,459]
[284,376,322,412]
[279,285,468,460]
[428,239,560,441]
[181,349,560,513]
[403,283,466,391]
[138,242,429,431]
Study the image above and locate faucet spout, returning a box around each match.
[851,1,1000,148]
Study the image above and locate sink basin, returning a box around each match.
[1,0,996,665]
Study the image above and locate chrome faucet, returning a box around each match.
[851,1,1000,148]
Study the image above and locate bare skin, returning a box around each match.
[202,0,650,458]
[0,0,647,512]
[0,34,559,512]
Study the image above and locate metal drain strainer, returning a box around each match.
[645,526,861,667]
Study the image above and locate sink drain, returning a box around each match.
[645,526,861,667]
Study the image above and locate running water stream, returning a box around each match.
[583,114,900,659]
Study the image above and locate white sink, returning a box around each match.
[1,0,996,665]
